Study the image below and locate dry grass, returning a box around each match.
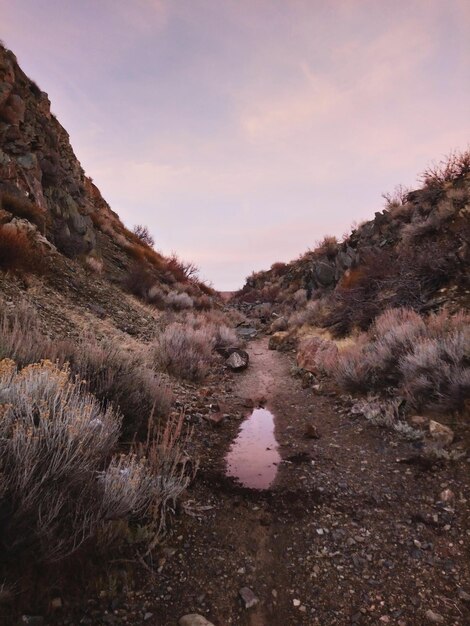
[0,227,46,274]
[1,192,46,231]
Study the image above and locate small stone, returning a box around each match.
[50,598,62,610]
[239,587,259,609]
[293,599,301,607]
[429,421,454,446]
[379,617,390,623]
[458,589,470,602]
[439,488,454,503]
[304,424,320,439]
[410,415,428,427]
[21,618,44,626]
[226,350,249,371]
[424,609,444,623]
[179,615,215,626]
[144,613,153,621]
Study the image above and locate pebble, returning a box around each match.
[293,599,301,607]
[424,609,444,623]
[239,587,259,609]
[179,615,215,626]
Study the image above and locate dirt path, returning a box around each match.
[146,337,469,626]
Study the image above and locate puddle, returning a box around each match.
[225,407,281,489]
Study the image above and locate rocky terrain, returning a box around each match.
[0,40,469,626]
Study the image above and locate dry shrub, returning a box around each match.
[314,235,339,258]
[0,303,171,438]
[1,192,46,231]
[133,224,155,248]
[288,300,323,329]
[420,148,470,188]
[194,294,214,311]
[123,262,156,300]
[0,228,46,274]
[165,254,199,283]
[0,359,121,564]
[153,323,214,381]
[165,290,194,310]
[331,308,470,415]
[0,360,192,572]
[293,288,308,308]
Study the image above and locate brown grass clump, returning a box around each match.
[0,227,46,274]
[0,192,46,231]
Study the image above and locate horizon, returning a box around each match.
[2,0,470,290]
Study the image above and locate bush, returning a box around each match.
[153,322,215,381]
[0,227,46,274]
[0,304,172,438]
[0,359,191,571]
[420,149,470,188]
[165,290,194,310]
[0,192,46,231]
[0,359,121,564]
[330,308,470,414]
[133,224,155,248]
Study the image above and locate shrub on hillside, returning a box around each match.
[133,224,155,248]
[420,149,470,188]
[0,304,171,438]
[330,308,470,414]
[0,227,46,274]
[153,323,214,381]
[1,192,46,231]
[165,290,194,310]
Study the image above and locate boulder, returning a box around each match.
[429,420,454,446]
[226,349,249,371]
[314,261,336,286]
[296,336,324,373]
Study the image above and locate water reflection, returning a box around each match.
[225,407,280,489]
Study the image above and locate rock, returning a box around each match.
[297,336,324,372]
[424,609,444,623]
[314,261,336,286]
[236,326,257,339]
[143,612,153,621]
[304,423,320,439]
[239,586,259,609]
[50,597,62,610]
[20,618,44,626]
[458,589,470,603]
[179,615,215,626]
[269,331,294,351]
[439,488,454,502]
[0,94,25,126]
[429,420,454,446]
[410,415,429,428]
[226,349,249,371]
[203,412,225,426]
[269,316,288,333]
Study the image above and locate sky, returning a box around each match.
[1,0,469,290]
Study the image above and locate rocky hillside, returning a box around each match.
[0,41,214,308]
[235,161,470,335]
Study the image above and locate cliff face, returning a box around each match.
[0,43,119,255]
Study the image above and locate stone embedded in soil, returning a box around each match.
[226,349,249,371]
[424,609,445,623]
[239,586,259,609]
[179,614,215,626]
[304,423,320,439]
[429,420,454,446]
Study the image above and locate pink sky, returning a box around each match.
[2,0,469,289]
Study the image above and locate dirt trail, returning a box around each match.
[150,337,470,626]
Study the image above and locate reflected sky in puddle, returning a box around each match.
[225,407,280,489]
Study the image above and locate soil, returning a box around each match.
[98,336,469,626]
